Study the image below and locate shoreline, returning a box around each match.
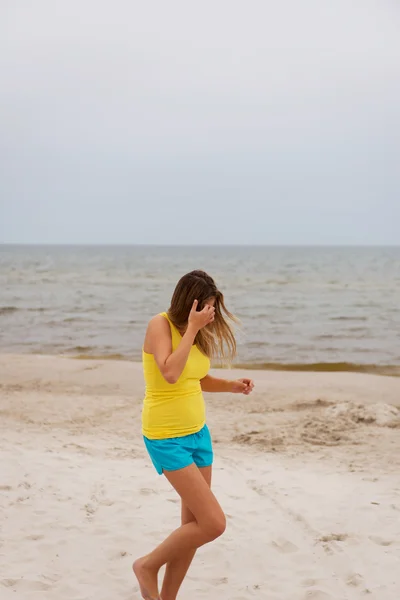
[1,350,399,378]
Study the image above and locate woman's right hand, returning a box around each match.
[188,299,215,331]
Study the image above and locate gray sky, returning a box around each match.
[1,0,399,245]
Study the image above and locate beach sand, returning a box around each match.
[1,354,400,600]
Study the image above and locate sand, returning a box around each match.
[1,354,400,600]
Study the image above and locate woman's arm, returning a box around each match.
[144,301,215,384]
[201,374,254,395]
[145,315,196,384]
[200,375,233,393]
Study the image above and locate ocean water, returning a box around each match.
[1,245,399,373]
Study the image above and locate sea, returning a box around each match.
[1,245,399,375]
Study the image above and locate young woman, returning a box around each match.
[133,270,254,600]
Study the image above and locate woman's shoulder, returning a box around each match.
[146,312,170,331]
[143,313,173,354]
[144,312,170,342]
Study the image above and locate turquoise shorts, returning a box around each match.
[143,424,213,475]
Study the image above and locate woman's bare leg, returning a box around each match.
[161,466,212,600]
[133,464,225,600]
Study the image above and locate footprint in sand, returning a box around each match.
[212,577,229,585]
[271,538,298,553]
[369,535,393,546]
[85,502,97,519]
[1,579,52,592]
[18,481,31,490]
[139,488,155,496]
[25,534,45,541]
[16,495,30,503]
[346,572,364,587]
[1,579,19,588]
[248,481,266,497]
[319,533,348,543]
[301,579,319,587]
[304,591,333,600]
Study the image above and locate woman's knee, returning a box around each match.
[181,501,196,526]
[202,511,226,541]
[181,512,195,526]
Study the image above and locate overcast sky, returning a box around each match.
[1,0,399,245]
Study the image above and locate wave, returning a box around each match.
[65,352,400,377]
[227,362,400,377]
[0,306,19,315]
[0,306,48,315]
[72,353,128,361]
[330,316,368,321]
[63,317,90,323]
[69,345,94,353]
[66,346,129,360]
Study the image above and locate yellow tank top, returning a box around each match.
[142,312,211,440]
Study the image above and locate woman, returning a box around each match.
[134,270,254,600]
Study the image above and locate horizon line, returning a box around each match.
[1,242,399,249]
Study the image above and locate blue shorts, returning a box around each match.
[143,424,213,475]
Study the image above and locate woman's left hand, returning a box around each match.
[231,378,254,395]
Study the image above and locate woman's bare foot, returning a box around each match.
[133,557,160,600]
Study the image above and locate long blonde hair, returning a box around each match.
[167,270,237,362]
